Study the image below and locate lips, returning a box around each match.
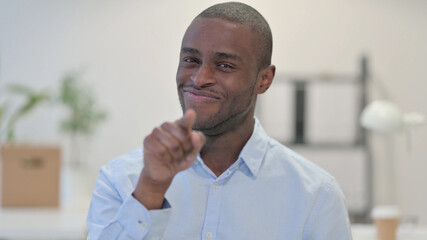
[183,88,221,103]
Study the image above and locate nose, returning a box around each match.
[191,63,216,88]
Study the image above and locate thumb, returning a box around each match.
[182,131,205,165]
[176,109,196,130]
[191,131,205,151]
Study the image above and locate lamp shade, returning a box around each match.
[360,100,403,132]
[360,100,426,133]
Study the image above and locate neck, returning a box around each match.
[200,115,255,177]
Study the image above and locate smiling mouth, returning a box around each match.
[183,89,221,102]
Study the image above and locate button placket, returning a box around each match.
[201,181,223,240]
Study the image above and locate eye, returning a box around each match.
[218,63,233,69]
[216,62,236,73]
[183,57,198,63]
[180,57,200,68]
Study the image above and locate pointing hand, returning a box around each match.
[133,109,205,209]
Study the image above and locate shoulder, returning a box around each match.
[252,119,337,192]
[264,139,348,220]
[264,138,338,193]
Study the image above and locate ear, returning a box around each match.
[256,65,275,94]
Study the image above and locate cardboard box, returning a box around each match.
[1,145,61,207]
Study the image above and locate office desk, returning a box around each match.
[352,224,427,240]
[0,197,89,240]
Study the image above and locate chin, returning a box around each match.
[185,102,218,117]
[191,112,220,130]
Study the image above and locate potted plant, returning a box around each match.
[58,72,107,168]
[0,71,107,207]
[0,84,61,207]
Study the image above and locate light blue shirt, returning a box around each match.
[87,119,352,240]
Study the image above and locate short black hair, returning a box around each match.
[197,2,273,69]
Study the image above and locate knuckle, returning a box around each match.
[153,146,167,158]
[161,122,173,130]
[143,134,154,146]
[152,127,162,136]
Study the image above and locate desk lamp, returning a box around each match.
[361,100,426,132]
[360,100,426,240]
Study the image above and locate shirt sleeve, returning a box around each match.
[303,178,353,240]
[86,163,172,240]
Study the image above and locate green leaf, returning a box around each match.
[7,84,34,96]
[59,72,107,135]
[4,84,51,142]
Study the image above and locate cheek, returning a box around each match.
[176,69,184,85]
[229,84,255,108]
[176,67,191,85]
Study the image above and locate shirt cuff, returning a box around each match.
[115,194,172,239]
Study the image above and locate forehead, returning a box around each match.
[181,17,256,61]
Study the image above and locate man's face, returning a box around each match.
[176,17,261,135]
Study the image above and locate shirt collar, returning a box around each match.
[193,117,269,178]
[238,117,269,178]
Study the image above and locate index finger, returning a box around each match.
[175,109,196,130]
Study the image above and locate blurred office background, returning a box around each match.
[0,0,426,238]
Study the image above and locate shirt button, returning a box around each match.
[139,221,148,229]
[206,232,213,239]
[213,182,220,189]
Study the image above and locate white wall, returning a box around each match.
[1,0,426,223]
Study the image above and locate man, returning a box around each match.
[87,2,352,239]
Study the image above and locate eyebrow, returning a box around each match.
[215,52,241,61]
[181,47,241,62]
[181,47,201,56]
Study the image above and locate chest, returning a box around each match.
[161,171,311,240]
